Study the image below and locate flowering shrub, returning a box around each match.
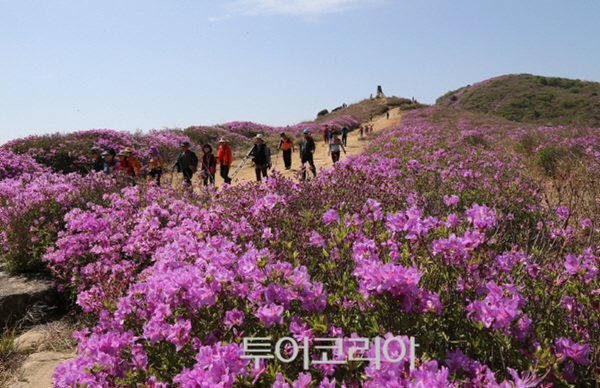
[3,129,192,175]
[0,148,49,180]
[1,106,599,385]
[0,171,116,272]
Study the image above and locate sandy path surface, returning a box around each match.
[163,107,404,188]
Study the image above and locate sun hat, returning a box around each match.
[123,147,132,153]
[255,134,263,139]
[117,151,128,157]
[101,148,116,156]
[218,138,227,143]
[280,132,286,137]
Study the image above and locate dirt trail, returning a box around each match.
[215,106,404,186]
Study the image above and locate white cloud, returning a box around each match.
[225,0,380,17]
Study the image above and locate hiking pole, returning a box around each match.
[230,147,254,179]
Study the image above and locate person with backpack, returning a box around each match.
[100,148,117,175]
[328,131,347,163]
[277,132,295,170]
[115,150,136,185]
[123,147,141,185]
[174,141,199,185]
[147,146,164,186]
[200,144,217,186]
[299,129,316,180]
[249,134,271,182]
[341,127,349,147]
[216,138,233,184]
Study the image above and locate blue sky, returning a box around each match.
[1,0,599,146]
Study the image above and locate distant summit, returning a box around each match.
[436,74,600,127]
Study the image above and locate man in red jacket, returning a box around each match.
[216,138,233,184]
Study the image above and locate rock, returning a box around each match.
[0,271,64,328]
[14,330,47,352]
[8,350,76,388]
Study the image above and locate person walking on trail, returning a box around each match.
[147,146,164,186]
[341,127,349,147]
[123,147,141,185]
[278,132,295,170]
[174,141,199,185]
[200,144,217,187]
[123,147,141,174]
[322,127,328,145]
[115,150,136,185]
[216,138,233,184]
[100,148,117,175]
[328,131,346,163]
[299,129,317,180]
[90,147,104,173]
[249,134,271,182]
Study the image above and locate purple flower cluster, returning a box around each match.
[1,104,599,385]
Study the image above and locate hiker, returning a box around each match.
[115,150,136,185]
[123,147,142,174]
[277,132,295,170]
[90,147,104,172]
[299,129,317,180]
[147,146,164,186]
[328,131,346,163]
[174,141,199,185]
[216,138,233,184]
[341,127,349,147]
[359,126,364,138]
[122,147,141,185]
[386,111,390,120]
[100,148,117,175]
[199,144,217,186]
[249,134,271,182]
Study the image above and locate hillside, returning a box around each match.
[313,95,425,124]
[436,73,600,127]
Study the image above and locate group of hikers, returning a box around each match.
[89,125,354,187]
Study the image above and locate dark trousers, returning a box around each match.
[255,164,268,182]
[331,151,341,163]
[342,135,347,146]
[220,165,232,184]
[202,173,215,186]
[282,149,292,169]
[182,168,194,185]
[301,155,316,180]
[149,169,162,186]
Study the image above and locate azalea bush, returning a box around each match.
[1,106,599,385]
[0,172,117,272]
[0,148,49,180]
[40,107,599,386]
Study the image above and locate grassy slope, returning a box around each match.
[436,73,600,127]
[313,96,426,124]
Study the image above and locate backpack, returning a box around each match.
[130,156,142,173]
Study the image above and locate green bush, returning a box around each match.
[536,147,567,177]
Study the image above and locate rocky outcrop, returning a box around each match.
[0,271,64,328]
